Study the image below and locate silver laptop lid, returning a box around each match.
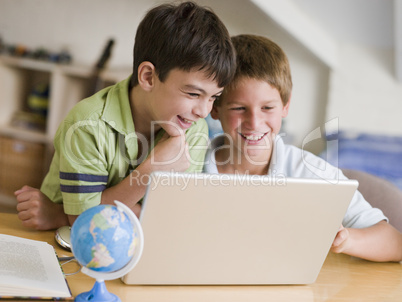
[123,172,357,285]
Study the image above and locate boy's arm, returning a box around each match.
[15,119,207,230]
[14,184,142,229]
[69,133,191,224]
[100,134,190,210]
[14,134,189,229]
[331,221,402,262]
[100,119,208,210]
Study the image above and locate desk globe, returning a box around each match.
[71,201,144,302]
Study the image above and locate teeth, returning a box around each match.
[243,134,264,141]
[181,116,193,124]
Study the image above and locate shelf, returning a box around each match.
[58,64,93,78]
[0,55,55,72]
[58,64,131,82]
[0,55,131,191]
[101,68,132,82]
[0,55,131,82]
[0,124,48,144]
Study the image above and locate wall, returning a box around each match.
[0,0,330,154]
[198,0,330,153]
[293,0,402,138]
[326,43,402,136]
[0,0,150,68]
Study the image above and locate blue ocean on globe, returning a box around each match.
[71,204,137,273]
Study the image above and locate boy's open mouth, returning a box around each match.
[239,132,268,142]
[177,115,194,128]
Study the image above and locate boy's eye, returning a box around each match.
[188,93,200,98]
[230,107,245,111]
[263,106,274,110]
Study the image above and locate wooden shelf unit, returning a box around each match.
[0,55,131,197]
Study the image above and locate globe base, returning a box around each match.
[75,280,120,302]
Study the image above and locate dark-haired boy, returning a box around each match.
[15,1,236,230]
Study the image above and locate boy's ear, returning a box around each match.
[282,94,291,118]
[137,61,156,91]
[210,105,220,120]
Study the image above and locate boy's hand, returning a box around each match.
[104,132,190,211]
[148,132,190,172]
[331,225,351,254]
[15,186,69,231]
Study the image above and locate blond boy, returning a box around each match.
[204,34,402,262]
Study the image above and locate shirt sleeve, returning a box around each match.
[54,119,109,215]
[339,174,388,228]
[281,143,388,229]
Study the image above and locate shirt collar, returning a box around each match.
[268,135,285,175]
[101,76,135,136]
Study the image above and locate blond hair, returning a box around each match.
[218,34,292,106]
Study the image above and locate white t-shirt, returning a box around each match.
[203,135,387,229]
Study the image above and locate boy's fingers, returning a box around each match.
[16,198,34,212]
[15,187,42,204]
[15,189,35,203]
[332,233,342,247]
[332,228,348,247]
[178,130,187,144]
[159,131,170,142]
[15,192,29,203]
[17,209,31,221]
[164,131,186,145]
[14,185,33,195]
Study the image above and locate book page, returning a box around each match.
[0,234,71,298]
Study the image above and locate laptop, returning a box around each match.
[122,172,358,285]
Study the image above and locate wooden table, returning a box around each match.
[1,212,401,301]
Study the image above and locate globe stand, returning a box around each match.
[75,280,120,302]
[71,201,144,302]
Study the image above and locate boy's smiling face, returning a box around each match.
[149,68,223,137]
[212,77,290,163]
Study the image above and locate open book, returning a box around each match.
[0,234,73,300]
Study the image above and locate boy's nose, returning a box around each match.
[245,110,263,129]
[193,99,212,119]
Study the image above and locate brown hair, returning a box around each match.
[130,1,236,88]
[220,34,292,105]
